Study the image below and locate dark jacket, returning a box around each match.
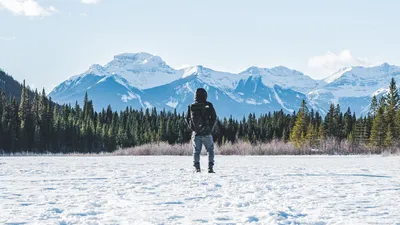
[186,101,217,136]
[185,88,217,136]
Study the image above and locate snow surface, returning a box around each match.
[1,156,399,224]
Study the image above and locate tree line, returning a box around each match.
[0,70,399,154]
[289,78,400,150]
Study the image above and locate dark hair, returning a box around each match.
[195,88,207,103]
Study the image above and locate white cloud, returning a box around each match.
[0,36,16,41]
[0,0,57,17]
[81,0,101,4]
[308,50,372,76]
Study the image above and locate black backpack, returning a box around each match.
[189,102,210,134]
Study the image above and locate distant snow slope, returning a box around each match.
[1,156,399,224]
[240,66,325,93]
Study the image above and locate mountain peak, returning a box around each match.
[112,52,167,66]
[242,66,263,75]
[182,65,213,78]
[343,63,398,76]
[87,64,105,73]
[68,64,108,80]
[239,65,321,93]
[114,52,154,61]
[269,66,304,76]
[324,63,399,84]
[377,62,396,73]
[323,66,353,83]
[379,62,390,67]
[242,66,304,77]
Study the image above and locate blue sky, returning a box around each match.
[1,0,399,91]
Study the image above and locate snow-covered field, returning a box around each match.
[1,156,399,224]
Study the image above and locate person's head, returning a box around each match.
[195,88,207,103]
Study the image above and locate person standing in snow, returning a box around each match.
[185,88,217,173]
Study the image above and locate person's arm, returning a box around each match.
[209,103,217,126]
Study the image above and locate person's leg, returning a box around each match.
[203,135,215,172]
[192,134,203,171]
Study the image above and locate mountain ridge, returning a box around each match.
[48,52,400,117]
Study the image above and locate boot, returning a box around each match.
[194,162,201,173]
[208,162,215,173]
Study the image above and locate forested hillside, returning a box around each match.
[0,70,32,102]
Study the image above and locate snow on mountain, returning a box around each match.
[240,66,325,93]
[143,74,306,117]
[103,53,182,90]
[50,53,313,116]
[143,75,243,117]
[51,73,144,111]
[180,65,244,91]
[306,63,400,116]
[306,89,337,115]
[323,67,352,84]
[235,75,306,113]
[49,52,400,117]
[323,63,400,97]
[50,64,109,97]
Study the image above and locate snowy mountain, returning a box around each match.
[142,74,306,118]
[240,66,325,93]
[308,63,400,115]
[103,53,182,90]
[49,53,400,117]
[323,63,400,97]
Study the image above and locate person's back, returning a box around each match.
[185,88,217,173]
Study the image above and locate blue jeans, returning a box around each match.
[192,134,215,167]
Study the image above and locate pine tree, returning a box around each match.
[305,123,318,148]
[325,103,336,137]
[396,110,400,146]
[347,131,354,143]
[8,97,20,151]
[334,104,343,138]
[318,122,325,140]
[343,107,353,139]
[157,115,166,142]
[353,119,365,145]
[369,95,378,117]
[19,80,29,150]
[290,100,308,148]
[370,106,386,147]
[385,78,400,139]
[384,125,393,148]
[0,91,9,151]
